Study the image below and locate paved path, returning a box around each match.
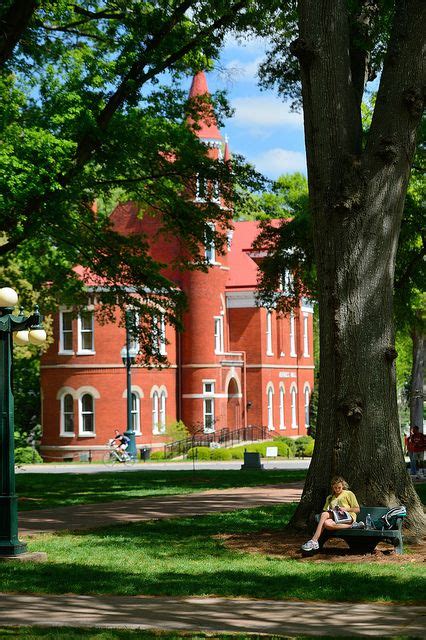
[0,593,425,637]
[19,485,303,536]
[16,459,310,473]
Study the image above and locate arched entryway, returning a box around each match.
[227,378,241,430]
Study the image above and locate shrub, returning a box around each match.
[294,435,314,457]
[186,446,211,460]
[274,436,297,456]
[230,446,245,459]
[165,420,189,442]
[14,447,43,464]
[304,441,314,456]
[150,450,165,460]
[210,448,232,461]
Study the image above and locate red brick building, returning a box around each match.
[40,73,314,461]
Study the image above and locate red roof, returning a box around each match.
[226,221,262,289]
[187,71,222,141]
[227,220,281,290]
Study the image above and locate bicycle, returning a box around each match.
[103,442,136,466]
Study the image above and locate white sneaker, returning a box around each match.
[301,539,319,551]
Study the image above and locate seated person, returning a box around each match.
[112,429,130,452]
[301,476,363,552]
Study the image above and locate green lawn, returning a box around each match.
[16,469,306,511]
[0,631,385,640]
[3,503,425,604]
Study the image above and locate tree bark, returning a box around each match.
[292,0,426,536]
[410,327,424,430]
[0,0,39,66]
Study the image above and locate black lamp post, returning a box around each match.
[0,287,46,556]
[120,309,138,460]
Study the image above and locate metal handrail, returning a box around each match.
[163,425,268,459]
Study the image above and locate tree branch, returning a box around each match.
[0,0,39,66]
[75,0,246,165]
[365,0,426,171]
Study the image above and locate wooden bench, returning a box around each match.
[318,506,404,555]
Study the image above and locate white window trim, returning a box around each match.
[290,384,298,429]
[304,384,311,428]
[290,312,297,357]
[214,316,224,354]
[152,390,159,434]
[203,396,215,433]
[203,380,215,395]
[205,222,216,264]
[159,391,166,433]
[279,385,285,430]
[59,309,74,355]
[303,314,309,357]
[266,310,273,356]
[267,383,274,430]
[77,311,95,355]
[131,391,142,435]
[78,393,96,437]
[159,315,167,356]
[60,393,75,437]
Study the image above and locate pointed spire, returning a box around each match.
[189,71,209,99]
[187,71,222,141]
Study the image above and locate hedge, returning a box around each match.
[14,447,43,465]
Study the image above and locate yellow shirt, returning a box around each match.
[323,490,359,522]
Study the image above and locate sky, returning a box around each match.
[184,35,307,181]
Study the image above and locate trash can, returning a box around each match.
[140,447,151,462]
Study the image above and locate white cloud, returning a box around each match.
[231,96,304,129]
[223,34,269,54]
[223,57,263,83]
[253,148,307,178]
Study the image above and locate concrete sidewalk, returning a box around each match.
[0,593,425,637]
[19,485,303,536]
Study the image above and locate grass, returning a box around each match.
[16,469,306,511]
[0,632,311,640]
[2,503,425,603]
[4,632,407,640]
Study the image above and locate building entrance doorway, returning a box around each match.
[227,378,241,430]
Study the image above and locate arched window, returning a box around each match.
[131,392,140,433]
[267,385,274,430]
[291,385,298,429]
[61,394,74,435]
[159,391,166,433]
[80,394,95,434]
[279,385,285,430]
[304,385,310,428]
[152,391,159,433]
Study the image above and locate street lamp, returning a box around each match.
[120,309,138,460]
[0,287,46,556]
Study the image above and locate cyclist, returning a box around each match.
[112,429,130,454]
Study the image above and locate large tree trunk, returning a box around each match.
[291,0,426,536]
[410,327,424,430]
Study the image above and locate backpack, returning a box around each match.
[380,506,407,530]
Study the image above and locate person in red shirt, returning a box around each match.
[406,426,425,478]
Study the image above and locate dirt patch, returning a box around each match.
[217,529,426,563]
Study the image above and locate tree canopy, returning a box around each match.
[0,0,269,359]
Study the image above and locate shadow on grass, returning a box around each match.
[17,469,307,511]
[3,505,426,603]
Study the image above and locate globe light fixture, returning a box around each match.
[0,287,18,308]
[13,330,30,346]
